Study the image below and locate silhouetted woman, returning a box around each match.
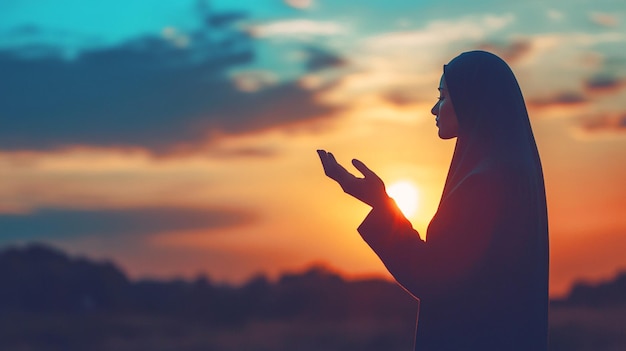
[317,51,549,351]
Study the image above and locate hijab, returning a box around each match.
[441,50,545,200]
[419,50,549,350]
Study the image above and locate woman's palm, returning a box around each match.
[317,150,387,207]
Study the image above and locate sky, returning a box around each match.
[1,0,625,297]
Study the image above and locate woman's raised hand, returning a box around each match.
[317,149,388,207]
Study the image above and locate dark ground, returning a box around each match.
[1,244,624,351]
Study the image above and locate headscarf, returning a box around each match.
[441,50,545,200]
[419,51,549,350]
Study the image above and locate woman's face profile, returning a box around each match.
[431,74,459,139]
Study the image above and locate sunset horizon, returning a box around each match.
[1,0,625,303]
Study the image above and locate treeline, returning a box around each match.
[551,272,626,308]
[0,243,624,351]
[0,244,416,323]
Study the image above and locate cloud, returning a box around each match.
[246,19,346,38]
[577,113,626,135]
[7,25,42,36]
[206,145,278,159]
[547,9,565,22]
[161,26,190,48]
[300,46,347,72]
[284,0,314,10]
[228,46,346,93]
[230,69,279,92]
[0,206,255,243]
[589,12,619,28]
[0,29,341,154]
[584,74,626,94]
[326,14,518,106]
[509,32,626,68]
[477,38,532,63]
[382,90,423,106]
[365,13,515,49]
[527,92,587,109]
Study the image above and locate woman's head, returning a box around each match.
[436,50,542,196]
[439,50,528,143]
[431,74,459,139]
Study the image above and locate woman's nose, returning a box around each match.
[431,102,438,116]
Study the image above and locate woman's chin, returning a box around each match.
[438,130,457,140]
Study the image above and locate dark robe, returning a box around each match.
[357,51,549,351]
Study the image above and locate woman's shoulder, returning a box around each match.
[473,160,534,182]
[468,162,540,202]
[445,169,504,204]
[456,163,532,197]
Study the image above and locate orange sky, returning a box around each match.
[1,1,625,299]
[4,95,623,298]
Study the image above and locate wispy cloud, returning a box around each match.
[547,9,565,22]
[364,13,515,49]
[527,92,587,109]
[322,14,518,106]
[230,69,279,92]
[0,206,255,244]
[477,38,532,63]
[589,12,620,28]
[247,19,346,38]
[284,0,315,10]
[584,74,626,94]
[577,113,626,135]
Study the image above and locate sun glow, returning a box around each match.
[386,180,420,218]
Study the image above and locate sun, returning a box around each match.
[386,180,420,218]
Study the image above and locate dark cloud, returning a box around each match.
[302,46,347,72]
[0,19,342,155]
[584,74,625,94]
[578,113,626,134]
[527,92,587,109]
[0,206,254,243]
[8,25,42,36]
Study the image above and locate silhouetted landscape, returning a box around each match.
[1,244,624,351]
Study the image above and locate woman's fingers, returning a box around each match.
[317,150,386,206]
[352,159,379,180]
[318,150,345,181]
[317,150,337,178]
[329,153,355,182]
[317,149,330,174]
[327,152,341,174]
[318,151,373,180]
